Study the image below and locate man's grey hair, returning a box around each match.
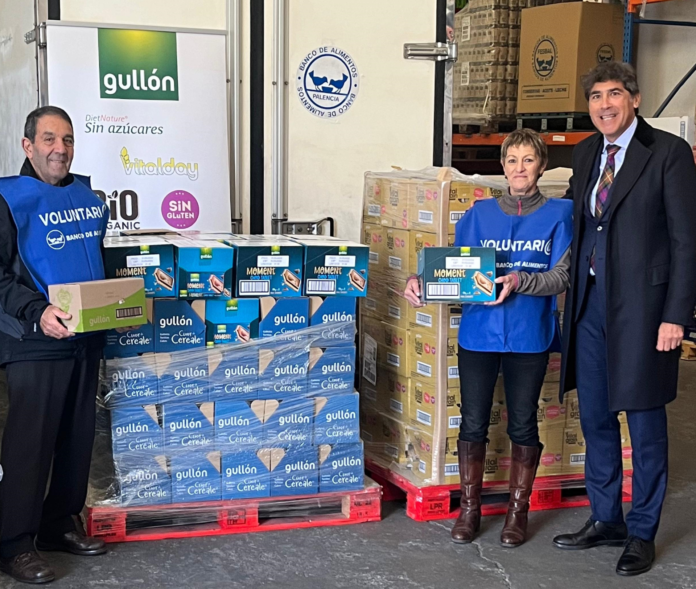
[24,106,73,143]
[581,61,640,101]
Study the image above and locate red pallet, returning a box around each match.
[366,459,632,522]
[84,479,382,543]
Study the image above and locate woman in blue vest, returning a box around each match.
[405,129,573,548]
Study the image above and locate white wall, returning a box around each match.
[636,0,696,122]
[60,0,226,30]
[0,0,37,175]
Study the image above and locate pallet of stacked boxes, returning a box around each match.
[359,167,507,486]
[86,232,378,540]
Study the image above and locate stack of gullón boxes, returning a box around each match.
[96,231,367,508]
[359,167,503,486]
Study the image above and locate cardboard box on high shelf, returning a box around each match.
[362,172,387,226]
[517,2,624,114]
[417,247,497,303]
[362,223,387,277]
[380,177,412,229]
[538,425,564,477]
[562,424,586,475]
[48,278,146,334]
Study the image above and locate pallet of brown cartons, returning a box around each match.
[84,480,382,543]
[365,458,632,523]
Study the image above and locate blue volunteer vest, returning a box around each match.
[0,175,107,296]
[454,198,573,353]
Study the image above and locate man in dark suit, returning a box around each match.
[555,62,696,576]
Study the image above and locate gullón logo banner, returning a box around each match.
[98,29,179,101]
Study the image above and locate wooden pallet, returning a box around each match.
[517,112,595,133]
[84,479,382,543]
[366,459,632,522]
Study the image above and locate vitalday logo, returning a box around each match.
[296,46,360,119]
[98,29,179,101]
[120,147,198,180]
[533,36,558,80]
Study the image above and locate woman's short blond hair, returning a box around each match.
[500,129,548,170]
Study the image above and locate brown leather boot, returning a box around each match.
[451,440,486,544]
[500,442,541,548]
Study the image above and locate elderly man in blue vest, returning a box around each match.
[0,106,108,585]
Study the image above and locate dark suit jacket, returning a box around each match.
[560,116,696,411]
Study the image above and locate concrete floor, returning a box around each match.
[0,366,694,589]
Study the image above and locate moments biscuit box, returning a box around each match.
[417,247,496,303]
[308,296,356,348]
[205,298,260,347]
[228,236,304,297]
[222,449,273,499]
[169,238,234,299]
[111,404,164,455]
[104,236,176,298]
[48,278,146,333]
[215,400,267,447]
[153,299,206,353]
[294,237,369,297]
[104,298,155,359]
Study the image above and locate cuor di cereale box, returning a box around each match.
[48,277,146,333]
[417,246,496,303]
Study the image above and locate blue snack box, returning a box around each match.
[293,238,369,297]
[313,393,360,445]
[104,299,155,359]
[214,400,267,447]
[417,246,497,303]
[222,448,273,500]
[171,451,222,503]
[259,297,310,341]
[158,352,209,404]
[169,238,234,299]
[319,442,364,492]
[307,346,356,395]
[115,454,171,507]
[257,345,309,399]
[153,299,206,353]
[205,299,260,347]
[162,402,215,450]
[208,346,259,401]
[105,354,159,407]
[264,398,314,446]
[111,404,163,454]
[104,236,176,298]
[308,296,356,347]
[269,446,319,496]
[229,237,304,298]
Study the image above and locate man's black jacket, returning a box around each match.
[0,159,103,364]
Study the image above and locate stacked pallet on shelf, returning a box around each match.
[86,232,378,539]
[358,167,633,492]
[453,0,532,126]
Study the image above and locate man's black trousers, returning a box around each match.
[0,345,101,558]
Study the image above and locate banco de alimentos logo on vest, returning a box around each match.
[98,29,179,101]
